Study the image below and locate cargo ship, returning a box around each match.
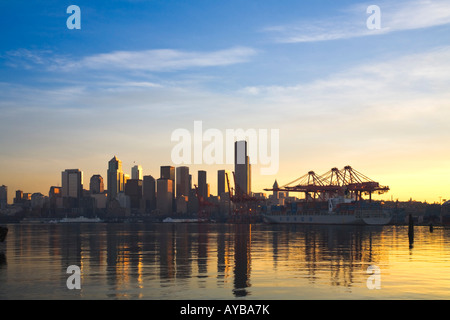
[262,197,392,225]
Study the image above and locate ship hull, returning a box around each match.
[263,214,364,225]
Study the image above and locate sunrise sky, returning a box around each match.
[1,0,450,203]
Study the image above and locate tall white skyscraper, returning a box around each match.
[234,140,251,196]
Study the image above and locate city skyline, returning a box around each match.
[1,0,450,204]
[1,151,446,206]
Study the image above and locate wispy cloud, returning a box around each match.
[264,0,450,43]
[2,46,257,72]
[239,45,450,124]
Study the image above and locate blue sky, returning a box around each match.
[1,0,450,202]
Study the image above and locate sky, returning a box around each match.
[1,0,450,204]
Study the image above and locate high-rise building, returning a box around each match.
[143,175,156,213]
[217,170,231,197]
[161,166,175,199]
[125,179,143,209]
[14,190,23,204]
[90,174,104,194]
[49,186,62,198]
[176,166,190,198]
[131,164,143,180]
[157,178,173,215]
[61,169,83,198]
[198,170,208,200]
[107,156,124,201]
[234,140,251,196]
[161,166,175,181]
[0,185,7,209]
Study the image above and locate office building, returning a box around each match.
[176,166,190,198]
[90,174,104,194]
[234,140,251,196]
[61,169,83,198]
[0,185,7,209]
[125,179,143,209]
[14,190,23,204]
[143,175,156,213]
[217,170,231,197]
[131,164,143,180]
[161,166,175,198]
[198,170,208,200]
[157,178,173,215]
[107,156,124,201]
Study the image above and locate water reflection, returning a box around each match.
[2,223,450,299]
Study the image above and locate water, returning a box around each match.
[0,222,449,300]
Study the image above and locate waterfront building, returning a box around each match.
[61,169,83,198]
[107,156,124,201]
[0,185,7,209]
[198,170,208,200]
[90,174,104,194]
[234,140,251,196]
[143,175,156,213]
[131,164,143,180]
[176,166,190,198]
[125,179,143,209]
[217,170,231,197]
[161,166,175,199]
[157,178,173,215]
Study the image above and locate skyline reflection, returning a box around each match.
[1,223,449,299]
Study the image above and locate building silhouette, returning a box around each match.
[125,179,143,209]
[157,178,173,215]
[143,175,156,213]
[217,170,231,197]
[61,169,83,198]
[161,166,175,198]
[176,166,190,198]
[90,174,104,194]
[198,170,208,200]
[0,185,7,209]
[107,156,124,202]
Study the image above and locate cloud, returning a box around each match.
[71,47,257,71]
[2,46,257,72]
[238,45,450,128]
[264,0,450,43]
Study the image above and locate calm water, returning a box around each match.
[0,222,449,300]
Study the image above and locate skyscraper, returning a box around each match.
[234,140,251,196]
[143,175,156,213]
[131,164,143,180]
[198,170,208,200]
[161,166,175,199]
[0,185,7,209]
[217,170,231,197]
[90,174,104,194]
[176,166,190,198]
[157,178,173,215]
[61,169,83,198]
[107,156,124,201]
[125,179,143,209]
[14,190,23,204]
